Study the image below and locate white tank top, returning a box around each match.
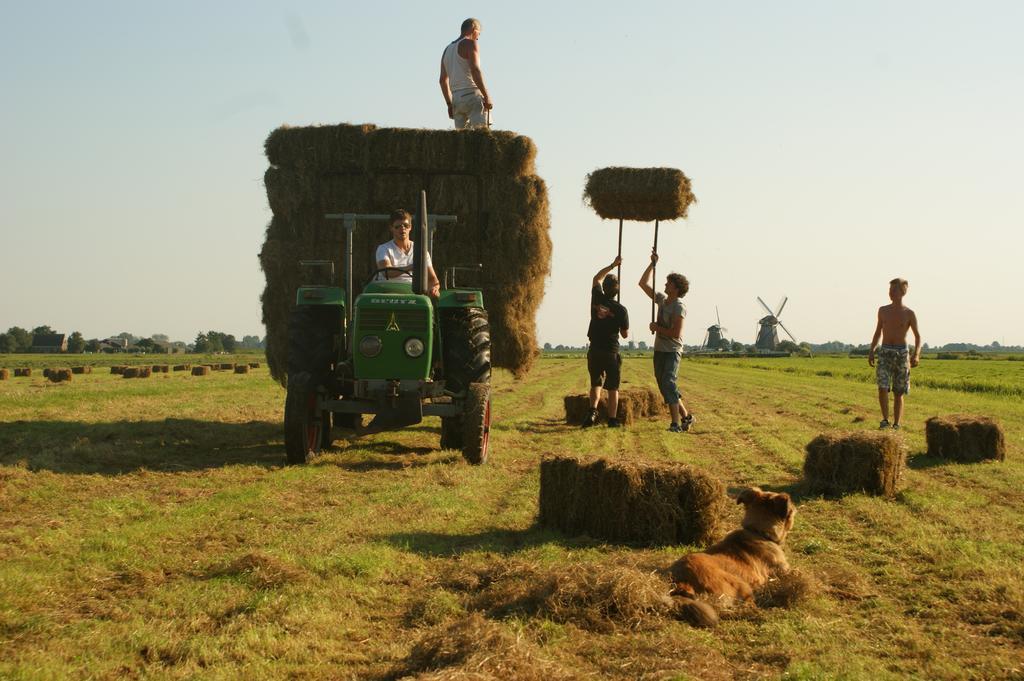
[442,38,478,93]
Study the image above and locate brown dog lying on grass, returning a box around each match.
[669,486,796,627]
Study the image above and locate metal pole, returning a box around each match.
[616,218,623,302]
[651,219,659,325]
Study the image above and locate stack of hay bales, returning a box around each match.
[583,167,696,222]
[192,366,211,376]
[48,368,72,383]
[14,368,31,377]
[926,415,1006,462]
[538,455,726,546]
[260,123,552,386]
[234,365,250,375]
[563,387,665,425]
[803,431,905,497]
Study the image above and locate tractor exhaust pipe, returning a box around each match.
[412,190,429,295]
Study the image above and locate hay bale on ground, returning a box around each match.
[219,363,235,371]
[563,387,665,425]
[803,431,905,497]
[172,364,189,371]
[43,368,53,378]
[248,362,260,369]
[0,369,8,380]
[123,367,140,378]
[926,415,1006,462]
[138,367,152,378]
[260,123,552,386]
[234,365,250,374]
[48,369,73,383]
[110,366,125,375]
[14,368,31,377]
[192,366,211,376]
[71,366,92,375]
[538,455,726,546]
[583,167,696,222]
[159,365,170,373]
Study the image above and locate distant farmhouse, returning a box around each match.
[31,334,67,353]
[99,337,128,353]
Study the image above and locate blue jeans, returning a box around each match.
[653,351,681,404]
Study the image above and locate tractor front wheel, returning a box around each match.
[284,371,323,465]
[461,383,491,465]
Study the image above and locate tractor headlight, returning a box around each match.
[359,335,382,358]
[404,337,425,358]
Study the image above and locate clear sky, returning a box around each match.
[2,1,1022,347]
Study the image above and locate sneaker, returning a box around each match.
[607,417,621,428]
[879,419,890,429]
[668,423,682,433]
[581,410,598,428]
[892,423,901,431]
[681,414,695,432]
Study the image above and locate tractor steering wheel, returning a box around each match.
[367,267,412,285]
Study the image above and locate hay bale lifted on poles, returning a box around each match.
[538,455,726,546]
[48,369,72,383]
[192,366,211,376]
[14,368,31,377]
[926,415,1006,463]
[803,431,905,497]
[260,123,552,386]
[234,364,250,374]
[563,387,665,425]
[583,167,696,222]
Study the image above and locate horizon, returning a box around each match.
[2,2,1022,347]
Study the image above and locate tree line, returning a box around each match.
[0,326,265,354]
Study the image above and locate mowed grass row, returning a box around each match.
[0,357,1021,679]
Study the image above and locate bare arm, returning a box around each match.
[466,40,492,109]
[868,309,883,367]
[439,56,453,119]
[428,264,441,298]
[650,313,683,341]
[909,310,922,367]
[592,256,621,289]
[638,252,657,300]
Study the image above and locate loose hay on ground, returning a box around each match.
[563,387,664,425]
[926,414,1007,462]
[396,612,572,681]
[207,552,306,590]
[803,431,905,497]
[583,166,696,222]
[538,455,726,546]
[260,123,552,385]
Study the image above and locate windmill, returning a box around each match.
[755,296,797,350]
[701,306,730,351]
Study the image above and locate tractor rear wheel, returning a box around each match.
[440,416,463,450]
[284,371,323,465]
[461,383,491,465]
[440,308,491,395]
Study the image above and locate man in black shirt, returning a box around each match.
[583,256,630,427]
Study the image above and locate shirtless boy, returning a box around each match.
[868,278,922,430]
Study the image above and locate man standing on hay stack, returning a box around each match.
[639,252,694,433]
[582,256,630,428]
[439,18,493,129]
[868,277,922,430]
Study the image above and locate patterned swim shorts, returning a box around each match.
[876,345,910,395]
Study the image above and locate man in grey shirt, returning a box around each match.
[639,252,694,432]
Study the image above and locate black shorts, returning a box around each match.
[587,349,622,390]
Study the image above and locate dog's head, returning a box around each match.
[737,487,796,543]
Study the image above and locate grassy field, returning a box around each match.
[1,355,1022,679]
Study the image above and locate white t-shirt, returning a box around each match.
[375,240,433,281]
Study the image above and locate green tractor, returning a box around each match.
[283,191,491,465]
